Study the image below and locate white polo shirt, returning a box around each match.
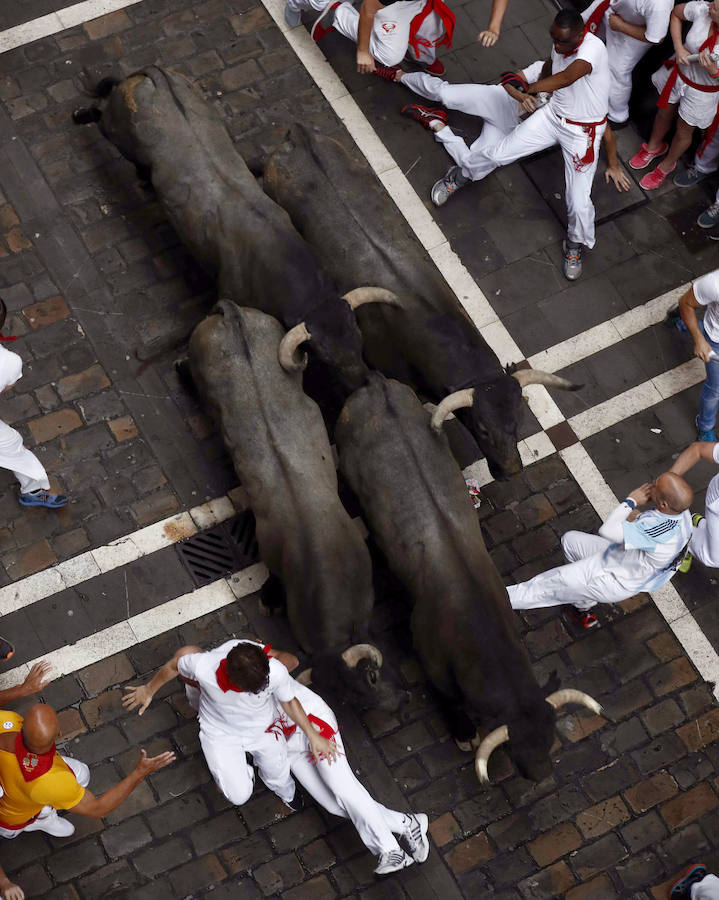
[550,31,610,122]
[177,639,296,740]
[694,269,719,343]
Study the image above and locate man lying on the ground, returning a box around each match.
[507,474,693,630]
[0,704,174,839]
[385,8,610,282]
[671,440,719,571]
[124,638,428,876]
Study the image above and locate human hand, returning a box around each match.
[0,880,24,900]
[357,50,376,74]
[628,483,652,507]
[134,748,176,777]
[477,29,499,47]
[608,13,625,32]
[604,164,631,192]
[699,48,719,76]
[676,45,691,66]
[122,685,154,716]
[694,336,715,362]
[309,734,339,765]
[22,662,53,696]
[520,95,537,114]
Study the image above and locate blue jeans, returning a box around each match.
[697,320,719,433]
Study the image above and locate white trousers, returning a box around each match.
[333,0,443,66]
[690,517,718,568]
[0,756,90,839]
[0,419,50,494]
[282,699,407,856]
[582,0,653,123]
[401,73,603,247]
[507,531,632,611]
[693,875,719,900]
[186,685,296,807]
[695,127,719,175]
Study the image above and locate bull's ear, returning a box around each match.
[542,670,561,694]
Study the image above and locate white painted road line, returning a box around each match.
[0,0,142,52]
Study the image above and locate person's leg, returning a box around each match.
[561,531,611,563]
[646,105,678,153]
[0,420,50,493]
[658,115,695,174]
[558,122,604,250]
[478,106,559,181]
[248,734,296,805]
[697,356,719,434]
[200,732,257,807]
[606,35,648,124]
[696,128,719,175]
[366,0,425,67]
[407,11,444,64]
[693,874,719,899]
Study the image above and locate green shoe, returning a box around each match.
[692,512,705,527]
[678,551,693,574]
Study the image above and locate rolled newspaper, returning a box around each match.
[684,51,719,63]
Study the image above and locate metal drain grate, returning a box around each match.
[176,510,260,587]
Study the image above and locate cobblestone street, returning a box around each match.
[0,0,718,897]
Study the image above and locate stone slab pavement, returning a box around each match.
[0,0,718,898]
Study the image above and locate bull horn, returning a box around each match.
[297,669,313,686]
[278,323,311,372]
[511,369,582,391]
[341,643,383,669]
[342,287,400,309]
[545,689,602,716]
[0,298,6,331]
[474,725,510,785]
[430,388,475,433]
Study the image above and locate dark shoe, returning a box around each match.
[374,64,400,82]
[562,240,583,281]
[401,103,447,130]
[311,2,340,41]
[666,307,688,333]
[0,636,15,662]
[569,608,598,630]
[19,490,68,509]
[404,55,445,76]
[674,164,709,188]
[671,864,707,899]
[607,117,629,130]
[696,416,717,442]
[697,201,719,229]
[284,791,304,812]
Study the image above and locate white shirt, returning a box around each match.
[177,639,296,740]
[693,268,719,342]
[598,502,693,593]
[611,0,673,44]
[702,444,719,567]
[680,1,719,88]
[550,32,610,122]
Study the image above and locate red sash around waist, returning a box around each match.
[408,0,455,57]
[563,115,608,169]
[658,29,719,109]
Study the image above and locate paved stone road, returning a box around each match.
[0,0,719,897]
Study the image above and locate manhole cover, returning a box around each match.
[176,510,260,587]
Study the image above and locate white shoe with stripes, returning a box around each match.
[374,849,414,875]
[403,813,430,863]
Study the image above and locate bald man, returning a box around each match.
[507,474,693,629]
[0,704,174,839]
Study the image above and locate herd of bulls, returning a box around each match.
[73,65,602,786]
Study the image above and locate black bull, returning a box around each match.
[262,124,580,480]
[188,302,403,711]
[72,66,382,395]
[336,374,600,782]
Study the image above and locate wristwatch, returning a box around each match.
[623,497,637,510]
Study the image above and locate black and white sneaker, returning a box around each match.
[374,849,414,876]
[284,791,304,812]
[403,813,430,863]
[562,240,583,281]
[430,165,468,206]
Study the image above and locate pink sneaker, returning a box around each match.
[628,141,668,170]
[639,161,675,190]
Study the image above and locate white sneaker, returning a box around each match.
[24,810,75,837]
[403,813,430,863]
[284,2,301,26]
[374,849,414,876]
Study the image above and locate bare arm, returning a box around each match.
[280,697,339,764]
[122,645,201,715]
[679,286,713,362]
[0,663,52,706]
[602,126,632,192]
[357,0,383,73]
[477,0,509,47]
[671,5,691,65]
[0,864,24,900]
[670,441,718,476]
[267,649,300,672]
[70,749,175,818]
[608,13,648,42]
[527,59,591,94]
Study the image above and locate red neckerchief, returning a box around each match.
[215,643,273,693]
[659,26,719,108]
[266,713,338,742]
[584,0,610,36]
[408,0,455,58]
[14,732,56,782]
[560,33,585,58]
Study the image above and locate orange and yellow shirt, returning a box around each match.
[0,711,84,828]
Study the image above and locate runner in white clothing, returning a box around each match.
[507,473,693,630]
[396,9,609,280]
[581,0,673,124]
[673,127,719,231]
[671,441,719,571]
[123,639,337,811]
[676,268,719,441]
